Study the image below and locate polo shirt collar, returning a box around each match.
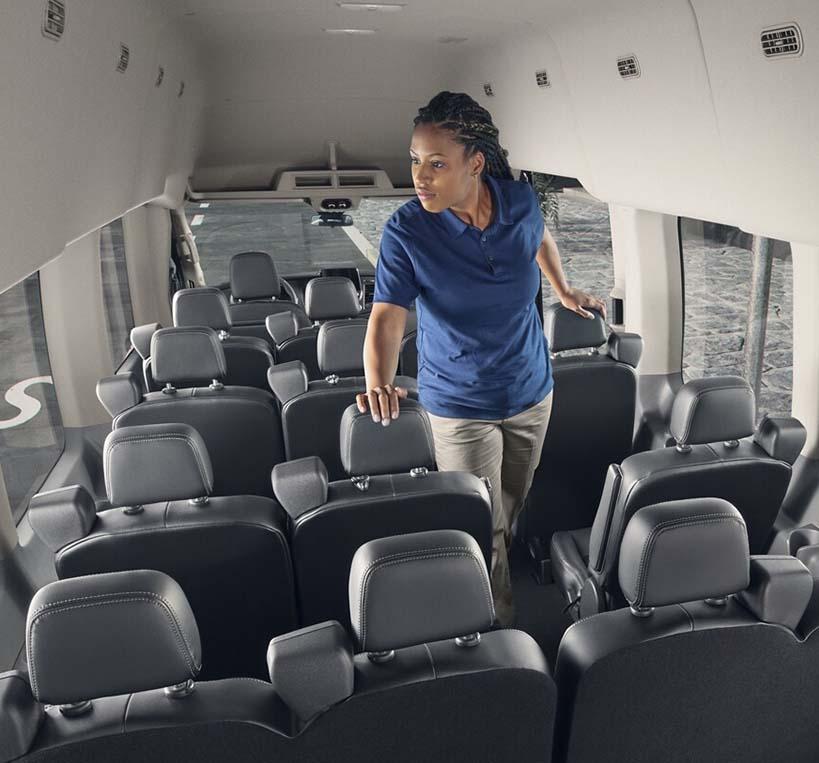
[438,174,512,238]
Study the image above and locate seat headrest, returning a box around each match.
[618,498,749,610]
[104,423,213,507]
[340,400,435,477]
[606,332,643,368]
[266,312,299,345]
[669,376,755,446]
[736,556,813,630]
[348,529,495,653]
[267,621,354,722]
[230,251,280,301]
[754,415,806,465]
[96,373,141,417]
[27,570,201,705]
[317,319,368,377]
[172,287,232,332]
[28,485,96,552]
[150,327,227,386]
[130,322,161,360]
[305,277,361,321]
[271,456,329,518]
[267,361,309,404]
[543,302,607,353]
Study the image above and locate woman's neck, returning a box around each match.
[449,178,494,232]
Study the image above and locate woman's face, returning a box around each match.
[410,123,484,213]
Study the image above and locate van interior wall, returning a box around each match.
[122,206,174,327]
[449,0,819,246]
[0,0,203,294]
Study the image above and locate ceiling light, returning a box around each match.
[323,28,378,34]
[337,3,405,10]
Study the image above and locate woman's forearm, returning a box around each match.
[535,226,570,299]
[363,303,407,390]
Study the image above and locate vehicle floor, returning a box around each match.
[509,540,573,669]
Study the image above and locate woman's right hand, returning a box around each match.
[356,384,408,426]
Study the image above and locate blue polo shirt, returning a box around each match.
[373,174,553,420]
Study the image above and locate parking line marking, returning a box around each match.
[191,214,205,226]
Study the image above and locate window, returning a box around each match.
[185,200,376,286]
[528,173,614,316]
[681,217,792,420]
[100,219,135,367]
[0,274,64,522]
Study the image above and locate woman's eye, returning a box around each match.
[432,161,445,169]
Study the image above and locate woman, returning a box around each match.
[356,91,605,625]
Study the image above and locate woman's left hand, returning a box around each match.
[559,287,607,320]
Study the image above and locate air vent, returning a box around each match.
[294,175,333,188]
[535,69,550,88]
[117,44,130,73]
[617,55,641,80]
[483,82,494,97]
[42,0,66,40]
[761,24,802,58]
[155,66,164,87]
[338,175,376,187]
[178,81,185,98]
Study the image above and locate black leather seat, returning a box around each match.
[129,321,162,392]
[555,497,817,763]
[96,326,286,497]
[551,375,806,618]
[267,321,417,480]
[172,286,274,389]
[523,303,642,548]
[9,533,555,763]
[28,422,297,680]
[266,276,366,381]
[228,251,310,342]
[271,401,493,632]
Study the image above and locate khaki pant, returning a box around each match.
[427,392,553,626]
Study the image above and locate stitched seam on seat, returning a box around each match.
[105,434,210,499]
[677,384,752,443]
[28,593,199,697]
[357,548,491,649]
[633,514,746,605]
[423,642,437,679]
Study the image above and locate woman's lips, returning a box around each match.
[416,189,435,200]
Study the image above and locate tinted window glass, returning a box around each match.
[100,219,135,366]
[0,274,64,521]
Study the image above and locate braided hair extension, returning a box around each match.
[413,91,513,181]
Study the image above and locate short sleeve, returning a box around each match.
[528,184,545,244]
[373,222,419,309]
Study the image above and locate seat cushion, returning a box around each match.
[550,527,592,606]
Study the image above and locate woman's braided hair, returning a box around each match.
[413,91,513,181]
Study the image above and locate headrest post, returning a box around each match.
[705,597,728,607]
[325,374,340,385]
[217,330,229,341]
[188,496,209,507]
[455,633,481,648]
[59,700,93,717]
[723,440,739,449]
[410,467,429,478]
[675,442,692,454]
[164,679,195,699]
[351,475,370,492]
[209,379,224,391]
[367,650,395,664]
[122,504,144,515]
[629,605,654,618]
[162,383,177,395]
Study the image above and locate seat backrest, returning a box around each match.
[172,286,274,389]
[100,327,285,497]
[584,376,805,610]
[228,251,310,335]
[525,303,642,544]
[28,423,297,680]
[556,497,816,763]
[271,402,493,630]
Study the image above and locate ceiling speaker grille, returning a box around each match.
[617,55,641,79]
[42,0,66,40]
[117,44,130,73]
[483,82,494,97]
[761,24,802,58]
[535,69,550,88]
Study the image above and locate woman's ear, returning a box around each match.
[471,150,485,177]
